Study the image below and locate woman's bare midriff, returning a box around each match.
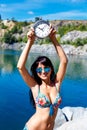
[26,107,58,130]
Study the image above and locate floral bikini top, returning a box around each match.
[35,85,62,116]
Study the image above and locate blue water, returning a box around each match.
[0,49,87,130]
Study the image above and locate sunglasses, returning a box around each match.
[36,67,51,73]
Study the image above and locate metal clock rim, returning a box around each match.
[33,20,50,29]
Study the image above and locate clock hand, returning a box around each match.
[38,27,43,31]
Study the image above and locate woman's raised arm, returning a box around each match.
[49,27,68,84]
[17,29,37,88]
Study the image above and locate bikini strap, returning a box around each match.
[38,86,40,94]
[55,84,58,91]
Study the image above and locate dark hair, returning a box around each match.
[31,56,56,85]
[29,56,56,108]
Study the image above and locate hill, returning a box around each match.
[0,19,87,47]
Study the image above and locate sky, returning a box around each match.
[0,0,87,21]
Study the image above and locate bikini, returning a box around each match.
[23,85,61,130]
[35,85,62,116]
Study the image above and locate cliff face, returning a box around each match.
[2,20,15,29]
[0,20,87,51]
[0,19,87,38]
[50,20,87,26]
[0,20,16,37]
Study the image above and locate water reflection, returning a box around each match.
[66,55,87,79]
[0,49,87,80]
[0,49,20,74]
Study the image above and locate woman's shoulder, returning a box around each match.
[31,84,39,96]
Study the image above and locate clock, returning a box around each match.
[33,20,50,39]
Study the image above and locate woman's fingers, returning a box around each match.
[27,28,35,38]
[49,26,56,38]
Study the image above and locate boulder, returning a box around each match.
[56,117,87,130]
[54,107,87,130]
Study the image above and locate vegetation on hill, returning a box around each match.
[0,17,87,47]
[58,23,87,37]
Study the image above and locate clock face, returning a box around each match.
[33,20,50,38]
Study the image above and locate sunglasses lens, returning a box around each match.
[44,68,50,72]
[36,68,42,73]
[36,67,50,73]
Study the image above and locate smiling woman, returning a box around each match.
[0,47,87,130]
[17,23,68,130]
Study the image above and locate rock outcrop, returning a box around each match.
[30,44,87,56]
[61,30,87,42]
[1,43,87,56]
[0,20,87,56]
[54,107,87,130]
[0,20,16,37]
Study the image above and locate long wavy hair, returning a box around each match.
[29,56,56,108]
[31,56,56,85]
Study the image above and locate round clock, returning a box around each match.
[33,20,50,39]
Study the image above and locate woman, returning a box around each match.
[17,26,68,130]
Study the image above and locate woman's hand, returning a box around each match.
[27,28,36,45]
[49,26,56,41]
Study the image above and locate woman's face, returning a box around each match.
[36,63,52,81]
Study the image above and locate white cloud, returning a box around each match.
[0,4,6,7]
[43,11,87,20]
[0,4,12,12]
[0,2,40,13]
[27,10,87,21]
[66,0,85,2]
[59,0,86,3]
[28,11,34,15]
[47,11,87,20]
[67,0,86,2]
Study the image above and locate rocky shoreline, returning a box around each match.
[1,43,87,56]
[0,28,87,56]
[54,106,87,130]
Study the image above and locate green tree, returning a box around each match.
[1,23,8,29]
[78,24,87,31]
[22,36,27,43]
[11,17,17,22]
[3,31,17,44]
[35,17,42,22]
[18,21,29,27]
[11,25,22,34]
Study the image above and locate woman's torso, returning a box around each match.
[26,83,61,130]
[26,107,58,130]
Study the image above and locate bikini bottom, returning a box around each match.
[23,125,28,130]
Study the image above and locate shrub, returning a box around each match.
[3,31,17,44]
[10,25,22,34]
[0,23,8,29]
[61,38,87,47]
[22,36,27,43]
[18,21,29,27]
[58,23,87,37]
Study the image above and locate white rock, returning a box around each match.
[54,108,66,129]
[56,117,87,130]
[61,30,87,42]
[54,107,87,130]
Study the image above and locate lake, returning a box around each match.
[0,49,87,130]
